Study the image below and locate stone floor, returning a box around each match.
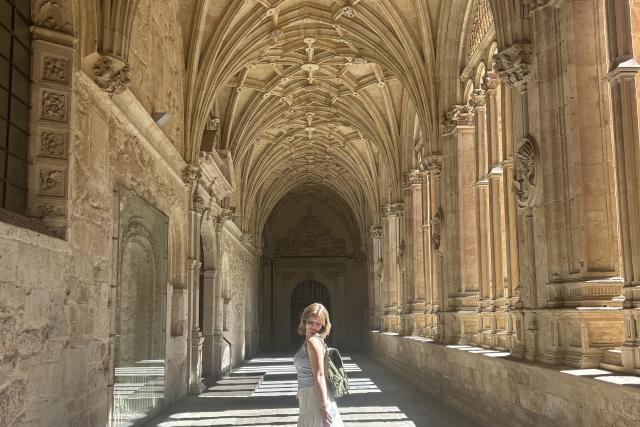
[146,353,479,426]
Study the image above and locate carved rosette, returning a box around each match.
[441,103,475,135]
[93,55,131,94]
[340,7,356,18]
[513,136,539,209]
[41,90,67,121]
[430,208,443,255]
[43,56,69,84]
[493,43,532,92]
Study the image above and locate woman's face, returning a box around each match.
[305,313,324,336]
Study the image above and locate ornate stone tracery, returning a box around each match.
[272,208,346,256]
[466,0,494,61]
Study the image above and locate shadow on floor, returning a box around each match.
[146,352,479,427]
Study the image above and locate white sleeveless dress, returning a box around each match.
[293,336,344,426]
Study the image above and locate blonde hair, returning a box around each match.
[297,302,332,338]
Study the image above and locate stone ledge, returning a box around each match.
[0,211,70,253]
[368,332,640,427]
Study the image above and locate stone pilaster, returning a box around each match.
[402,169,425,335]
[27,26,75,238]
[605,0,640,373]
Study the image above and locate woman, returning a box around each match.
[293,303,344,427]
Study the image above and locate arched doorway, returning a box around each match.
[290,280,331,349]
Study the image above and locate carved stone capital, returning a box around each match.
[513,135,539,210]
[182,164,202,186]
[215,208,234,231]
[493,43,532,92]
[471,88,486,107]
[369,226,383,240]
[192,193,210,216]
[381,203,404,218]
[402,169,422,188]
[92,55,131,94]
[441,103,475,135]
[420,155,443,175]
[482,72,499,91]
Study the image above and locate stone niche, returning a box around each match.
[111,188,169,425]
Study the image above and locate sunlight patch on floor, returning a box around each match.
[158,406,415,426]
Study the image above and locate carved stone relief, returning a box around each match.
[42,56,70,84]
[32,0,73,34]
[369,226,383,240]
[466,0,494,62]
[272,207,346,256]
[513,136,539,209]
[402,169,422,188]
[442,103,475,135]
[93,55,131,94]
[38,129,67,158]
[431,208,444,255]
[37,167,66,197]
[41,90,67,122]
[493,43,532,92]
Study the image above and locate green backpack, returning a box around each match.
[325,347,349,398]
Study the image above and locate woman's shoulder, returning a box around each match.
[307,334,326,348]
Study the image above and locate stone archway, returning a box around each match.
[290,280,332,349]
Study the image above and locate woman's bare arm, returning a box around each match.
[307,336,333,424]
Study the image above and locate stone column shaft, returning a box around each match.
[605,0,640,372]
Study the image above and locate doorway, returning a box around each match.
[290,280,331,349]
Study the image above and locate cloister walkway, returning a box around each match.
[147,353,478,427]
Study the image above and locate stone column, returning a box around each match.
[494,42,537,360]
[605,0,640,372]
[369,226,383,330]
[381,203,403,332]
[484,73,507,306]
[423,156,444,340]
[27,26,75,238]
[201,266,218,377]
[402,169,425,335]
[182,165,206,392]
[472,88,495,313]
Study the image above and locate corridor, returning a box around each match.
[147,353,477,427]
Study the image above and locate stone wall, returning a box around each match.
[220,229,259,369]
[369,332,640,427]
[0,72,190,426]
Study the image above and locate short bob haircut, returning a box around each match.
[297,302,332,338]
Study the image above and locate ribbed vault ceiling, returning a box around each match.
[181,0,438,242]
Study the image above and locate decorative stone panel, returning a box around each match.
[27,27,75,238]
